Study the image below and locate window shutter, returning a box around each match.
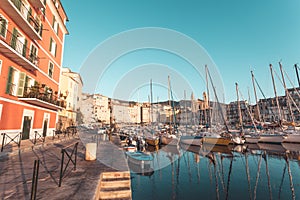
[54,43,57,57]
[52,15,55,28]
[22,38,27,57]
[39,23,43,37]
[27,7,32,22]
[6,66,14,94]
[0,19,7,37]
[49,37,52,51]
[17,72,26,96]
[11,28,18,49]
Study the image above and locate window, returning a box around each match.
[0,15,8,38]
[49,37,57,56]
[10,28,27,56]
[53,0,59,8]
[48,62,54,78]
[5,66,26,96]
[29,43,38,65]
[52,15,59,35]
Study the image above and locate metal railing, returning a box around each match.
[1,132,22,152]
[30,159,40,200]
[11,0,42,35]
[0,25,40,67]
[23,86,67,108]
[33,131,45,144]
[58,142,78,187]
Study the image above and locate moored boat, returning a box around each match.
[160,134,179,146]
[258,133,287,144]
[244,134,260,144]
[125,151,153,169]
[202,132,231,146]
[145,137,159,146]
[180,135,203,146]
[283,133,300,143]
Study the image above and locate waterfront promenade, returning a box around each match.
[0,132,130,199]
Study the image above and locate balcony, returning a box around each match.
[0,27,40,72]
[28,0,46,9]
[19,84,67,111]
[0,0,42,40]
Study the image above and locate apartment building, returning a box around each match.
[0,0,68,140]
[58,67,83,128]
[93,94,110,124]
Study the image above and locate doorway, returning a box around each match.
[42,119,48,137]
[22,116,32,140]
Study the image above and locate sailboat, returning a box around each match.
[145,79,159,146]
[161,76,180,146]
[280,63,300,143]
[258,64,287,144]
[201,65,233,146]
[179,91,205,146]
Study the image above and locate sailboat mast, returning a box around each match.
[270,64,284,122]
[168,75,172,133]
[184,90,187,129]
[279,62,295,127]
[150,79,153,125]
[251,70,262,122]
[207,67,229,132]
[236,83,244,133]
[294,64,300,88]
[205,65,212,128]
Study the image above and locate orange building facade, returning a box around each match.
[0,0,68,141]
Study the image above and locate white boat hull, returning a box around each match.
[180,136,202,146]
[258,134,286,144]
[245,136,260,144]
[283,134,300,143]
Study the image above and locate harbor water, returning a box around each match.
[130,143,300,200]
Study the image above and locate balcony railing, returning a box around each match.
[0,0,43,40]
[0,26,40,70]
[19,85,66,110]
[11,0,43,35]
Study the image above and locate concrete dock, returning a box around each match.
[0,132,131,200]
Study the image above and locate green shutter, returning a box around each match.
[56,23,59,35]
[52,15,55,28]
[13,0,22,11]
[27,7,32,22]
[0,19,7,37]
[39,23,43,37]
[6,67,14,94]
[22,38,27,57]
[11,28,18,49]
[17,72,26,96]
[49,37,52,51]
[25,76,29,89]
[54,43,57,57]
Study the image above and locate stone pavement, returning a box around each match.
[0,132,130,200]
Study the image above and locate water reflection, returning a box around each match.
[130,143,300,200]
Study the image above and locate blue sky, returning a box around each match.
[61,0,300,103]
